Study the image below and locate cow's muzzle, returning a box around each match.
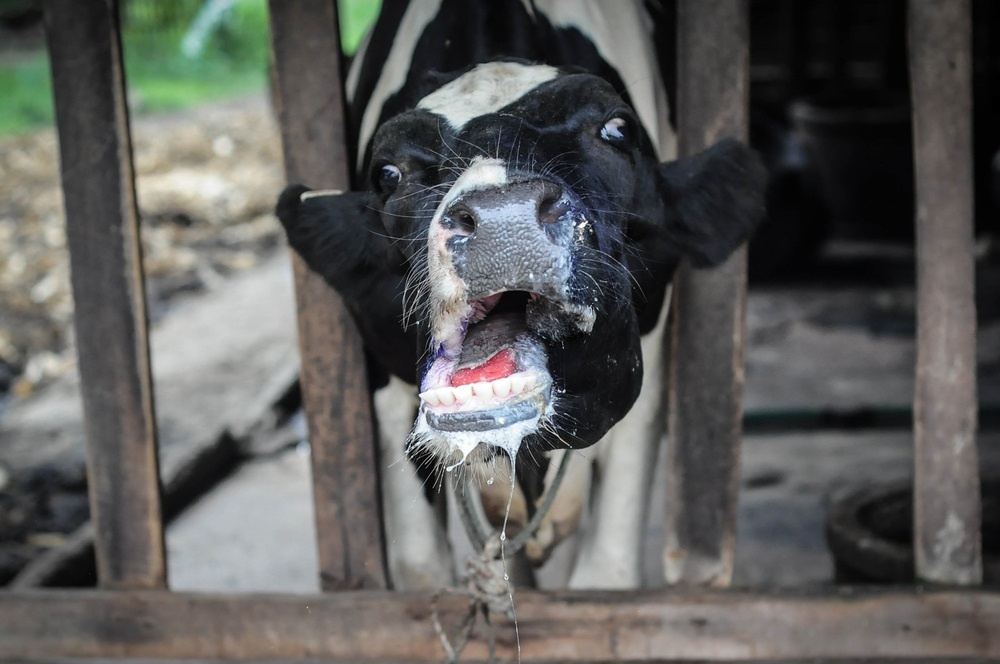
[444,178,575,302]
[411,165,598,467]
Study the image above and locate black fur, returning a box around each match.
[276,186,419,384]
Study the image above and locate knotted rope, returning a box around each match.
[431,452,571,663]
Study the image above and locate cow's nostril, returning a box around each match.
[454,210,475,233]
[538,192,568,225]
[444,206,477,234]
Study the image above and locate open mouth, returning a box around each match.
[419,291,553,438]
[410,252,597,466]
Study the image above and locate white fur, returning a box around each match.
[374,376,454,589]
[426,157,507,349]
[568,287,671,588]
[418,62,560,130]
[434,157,509,214]
[351,0,443,173]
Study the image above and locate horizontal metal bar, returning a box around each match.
[1,588,998,661]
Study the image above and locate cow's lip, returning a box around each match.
[420,300,552,432]
[411,284,594,466]
[424,382,550,431]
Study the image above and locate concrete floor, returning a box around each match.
[164,427,998,592]
[5,255,1000,664]
[164,274,1000,592]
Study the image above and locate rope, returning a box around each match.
[434,452,572,662]
[507,450,571,554]
[431,539,508,664]
[454,482,488,553]
[453,449,571,560]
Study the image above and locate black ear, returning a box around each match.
[276,185,395,289]
[659,138,767,267]
[275,185,418,383]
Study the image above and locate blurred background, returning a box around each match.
[0,0,379,399]
[0,0,381,587]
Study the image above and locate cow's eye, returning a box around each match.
[376,164,402,194]
[600,117,631,147]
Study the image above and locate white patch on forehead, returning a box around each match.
[417,62,560,131]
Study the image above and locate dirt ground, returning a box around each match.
[0,94,288,582]
[0,94,285,398]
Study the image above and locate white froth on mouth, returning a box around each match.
[410,326,554,470]
[416,413,545,473]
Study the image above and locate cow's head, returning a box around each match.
[278,62,766,470]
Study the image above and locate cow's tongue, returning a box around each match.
[452,348,516,386]
[451,313,526,387]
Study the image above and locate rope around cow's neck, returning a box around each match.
[434,451,572,663]
[454,449,572,559]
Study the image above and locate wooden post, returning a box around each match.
[909,0,982,585]
[665,0,750,587]
[43,0,166,589]
[268,0,388,590]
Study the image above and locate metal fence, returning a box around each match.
[0,0,995,660]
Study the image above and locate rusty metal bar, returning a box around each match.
[665,0,750,587]
[268,0,387,590]
[42,0,166,590]
[908,0,982,585]
[2,588,1000,661]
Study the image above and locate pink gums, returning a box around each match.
[451,348,517,387]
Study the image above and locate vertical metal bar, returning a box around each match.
[665,0,750,587]
[908,0,981,585]
[43,0,166,589]
[268,0,388,590]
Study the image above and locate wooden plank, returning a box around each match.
[1,588,1000,661]
[908,0,982,585]
[13,661,998,664]
[267,1,387,590]
[42,0,165,590]
[665,0,749,587]
[7,257,298,589]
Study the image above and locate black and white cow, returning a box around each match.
[277,0,766,589]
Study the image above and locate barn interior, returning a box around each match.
[0,0,998,607]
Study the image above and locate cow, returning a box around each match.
[277,0,766,590]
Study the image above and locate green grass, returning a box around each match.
[0,0,381,135]
[120,0,272,111]
[0,54,52,134]
[341,0,381,54]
